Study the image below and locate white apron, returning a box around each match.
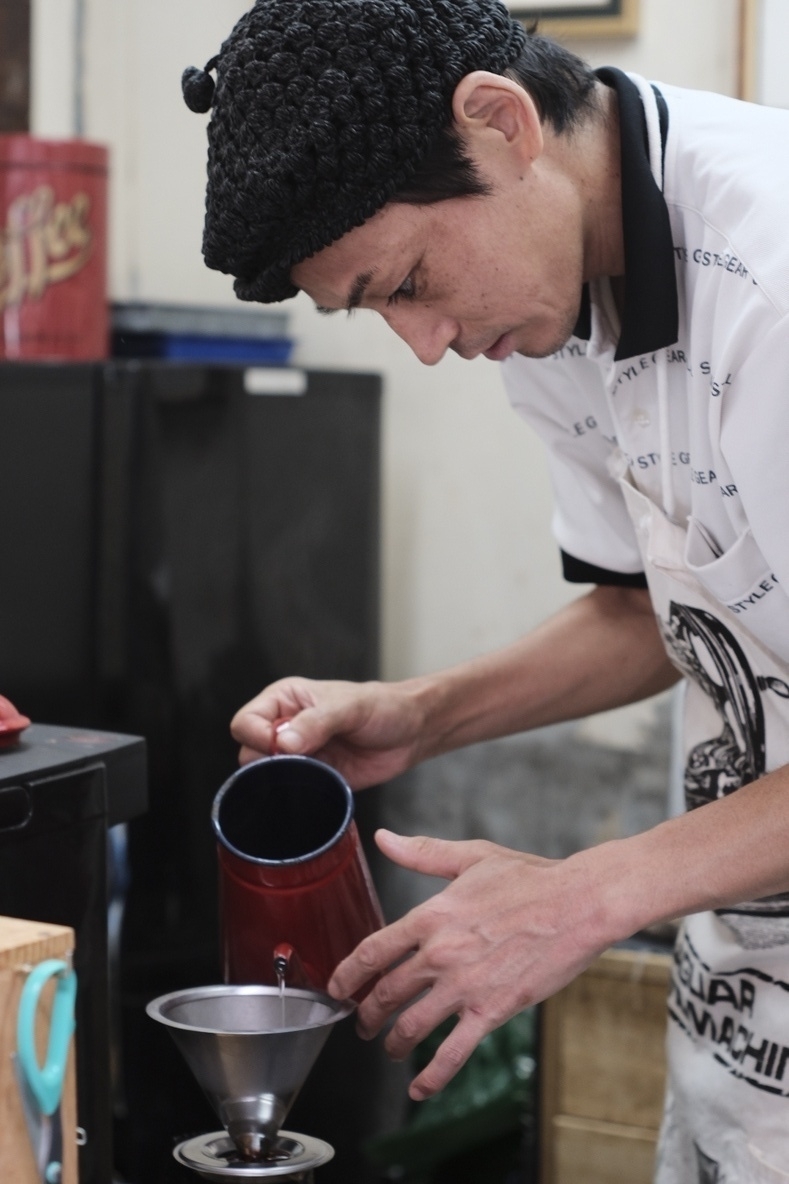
[617,466,789,1182]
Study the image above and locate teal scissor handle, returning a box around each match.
[17,958,77,1117]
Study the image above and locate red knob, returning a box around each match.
[0,695,31,746]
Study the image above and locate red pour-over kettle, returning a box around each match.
[211,752,384,994]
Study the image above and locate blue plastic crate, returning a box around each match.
[112,332,294,365]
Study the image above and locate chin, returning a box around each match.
[515,308,583,359]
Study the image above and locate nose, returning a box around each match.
[382,305,458,366]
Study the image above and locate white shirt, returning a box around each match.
[502,74,789,664]
[500,71,789,1177]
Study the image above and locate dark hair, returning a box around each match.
[393,31,598,207]
[392,126,493,204]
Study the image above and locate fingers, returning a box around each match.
[266,705,335,755]
[329,834,518,1003]
[328,914,419,1002]
[229,680,345,759]
[230,685,300,753]
[229,679,425,787]
[268,716,307,754]
[361,971,497,1100]
[336,930,511,1100]
[332,841,607,1107]
[353,954,429,1040]
[238,743,266,766]
[407,1010,493,1100]
[230,704,280,756]
[237,718,293,764]
[375,829,494,879]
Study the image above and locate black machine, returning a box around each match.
[0,723,147,1184]
[0,361,382,1183]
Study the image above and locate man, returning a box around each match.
[183,2,789,1177]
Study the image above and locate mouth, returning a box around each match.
[482,332,516,362]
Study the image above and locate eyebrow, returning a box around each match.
[348,269,375,310]
[315,268,377,316]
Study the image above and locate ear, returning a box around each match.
[451,70,543,165]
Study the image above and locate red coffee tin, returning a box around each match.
[0,136,109,360]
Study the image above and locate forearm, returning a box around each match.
[577,763,789,949]
[404,585,679,762]
[230,587,677,788]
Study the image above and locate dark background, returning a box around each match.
[0,361,383,1183]
[0,0,30,134]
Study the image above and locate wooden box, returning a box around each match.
[540,947,673,1184]
[0,915,78,1184]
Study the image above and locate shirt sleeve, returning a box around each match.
[561,551,648,587]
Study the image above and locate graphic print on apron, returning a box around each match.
[557,65,789,1184]
[658,602,789,937]
[617,464,789,1180]
[668,925,789,1096]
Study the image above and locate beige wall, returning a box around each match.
[30,0,740,743]
[758,0,789,107]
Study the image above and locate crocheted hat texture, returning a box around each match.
[183,0,526,303]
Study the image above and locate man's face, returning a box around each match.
[291,147,587,365]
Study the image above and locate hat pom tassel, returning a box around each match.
[182,58,218,113]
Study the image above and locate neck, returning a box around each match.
[551,81,625,285]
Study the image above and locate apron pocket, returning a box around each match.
[684,521,789,662]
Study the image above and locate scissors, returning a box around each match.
[12,958,77,1184]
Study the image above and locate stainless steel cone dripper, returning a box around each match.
[147,984,353,1171]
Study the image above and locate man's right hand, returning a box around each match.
[230,676,426,789]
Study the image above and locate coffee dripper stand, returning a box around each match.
[147,955,355,1181]
[147,740,384,1181]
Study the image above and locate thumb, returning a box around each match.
[273,705,348,755]
[374,829,487,880]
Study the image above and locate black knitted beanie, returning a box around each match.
[182,0,527,303]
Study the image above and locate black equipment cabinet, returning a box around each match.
[0,724,147,1184]
[0,361,382,1184]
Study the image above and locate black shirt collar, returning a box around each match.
[572,67,678,361]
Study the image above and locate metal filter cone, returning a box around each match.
[146,985,353,1159]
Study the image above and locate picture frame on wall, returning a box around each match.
[505,0,639,39]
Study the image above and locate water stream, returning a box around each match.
[275,962,286,1028]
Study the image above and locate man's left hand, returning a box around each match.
[327,828,612,1100]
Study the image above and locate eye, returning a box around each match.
[387,273,416,306]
